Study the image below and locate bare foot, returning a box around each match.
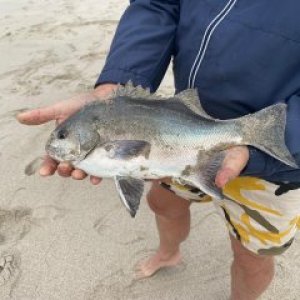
[135,250,182,279]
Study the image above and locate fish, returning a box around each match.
[45,82,297,217]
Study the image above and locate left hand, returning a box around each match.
[215,146,249,188]
[17,84,117,184]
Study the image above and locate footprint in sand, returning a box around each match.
[0,252,20,287]
[32,205,68,221]
[0,208,32,246]
[0,251,22,298]
[0,206,68,246]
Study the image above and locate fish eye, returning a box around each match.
[57,129,68,140]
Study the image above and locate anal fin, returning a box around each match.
[114,176,144,218]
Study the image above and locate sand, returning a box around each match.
[0,0,300,299]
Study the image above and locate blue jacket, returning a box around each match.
[96,0,300,183]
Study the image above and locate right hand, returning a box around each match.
[17,83,118,185]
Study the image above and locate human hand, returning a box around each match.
[215,146,249,188]
[17,83,117,184]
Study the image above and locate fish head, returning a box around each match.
[45,120,100,163]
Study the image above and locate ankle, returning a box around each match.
[157,248,181,260]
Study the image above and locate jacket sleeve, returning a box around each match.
[95,0,180,92]
[242,93,300,179]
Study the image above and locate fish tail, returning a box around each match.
[239,103,298,168]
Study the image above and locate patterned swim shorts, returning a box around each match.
[160,177,300,255]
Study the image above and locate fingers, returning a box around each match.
[39,156,79,178]
[70,171,102,185]
[17,106,58,125]
[90,176,102,185]
[71,169,102,184]
[215,167,238,188]
[63,166,102,185]
[57,162,74,177]
[39,156,58,176]
[215,146,250,188]
[71,169,88,180]
[38,155,101,185]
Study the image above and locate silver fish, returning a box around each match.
[45,82,297,217]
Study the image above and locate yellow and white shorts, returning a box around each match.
[160,177,300,255]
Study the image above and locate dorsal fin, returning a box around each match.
[112,81,164,100]
[111,82,215,120]
[175,89,215,120]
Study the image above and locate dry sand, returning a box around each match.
[0,0,300,299]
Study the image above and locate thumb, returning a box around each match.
[17,105,57,125]
[215,166,241,189]
[215,146,249,188]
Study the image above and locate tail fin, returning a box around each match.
[239,103,298,168]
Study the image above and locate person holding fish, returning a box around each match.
[17,1,300,299]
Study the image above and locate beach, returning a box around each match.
[0,0,300,299]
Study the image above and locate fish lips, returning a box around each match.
[45,141,82,163]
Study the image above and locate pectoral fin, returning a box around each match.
[114,176,144,217]
[180,151,226,199]
[104,140,151,160]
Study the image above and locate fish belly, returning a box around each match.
[73,146,194,180]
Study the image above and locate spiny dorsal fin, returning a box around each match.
[112,81,164,100]
[112,82,215,120]
[175,89,215,120]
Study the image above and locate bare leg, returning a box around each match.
[230,235,275,300]
[136,181,191,278]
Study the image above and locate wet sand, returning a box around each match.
[0,0,300,299]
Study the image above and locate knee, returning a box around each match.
[147,184,190,219]
[231,238,275,277]
[233,251,275,278]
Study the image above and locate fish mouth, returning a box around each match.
[45,144,79,163]
[45,136,95,163]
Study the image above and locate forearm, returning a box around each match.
[96,0,179,91]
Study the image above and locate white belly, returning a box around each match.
[73,146,196,179]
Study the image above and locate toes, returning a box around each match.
[135,270,149,280]
[134,252,183,279]
[134,259,157,279]
[134,267,152,280]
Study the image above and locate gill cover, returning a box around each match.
[76,124,101,158]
